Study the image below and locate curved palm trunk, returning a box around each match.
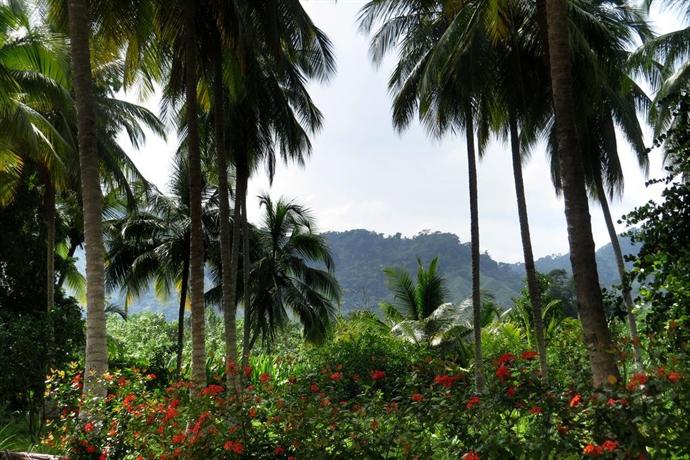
[241,183,252,369]
[214,58,240,388]
[545,0,619,387]
[176,244,189,376]
[184,1,206,390]
[465,110,484,392]
[595,177,643,368]
[508,113,548,380]
[67,0,108,398]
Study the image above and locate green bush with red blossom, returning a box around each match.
[42,318,690,460]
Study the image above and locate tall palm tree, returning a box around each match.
[65,0,109,397]
[234,194,340,352]
[359,0,491,391]
[544,0,620,386]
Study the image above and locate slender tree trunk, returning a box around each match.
[214,55,240,388]
[45,179,55,313]
[545,0,619,386]
[225,166,244,388]
[184,1,206,390]
[241,180,252,369]
[67,0,108,398]
[508,113,549,380]
[465,109,485,392]
[595,177,643,368]
[176,244,189,376]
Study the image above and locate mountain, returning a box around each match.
[323,229,640,312]
[73,230,639,317]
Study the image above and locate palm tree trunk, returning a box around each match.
[508,112,548,380]
[184,0,206,390]
[225,167,244,388]
[214,55,240,388]
[595,176,643,368]
[545,0,619,386]
[241,182,252,369]
[45,178,55,313]
[176,243,189,376]
[67,0,108,398]
[465,108,485,392]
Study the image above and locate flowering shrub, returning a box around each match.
[42,328,690,460]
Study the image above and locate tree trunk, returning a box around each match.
[214,56,240,388]
[465,109,485,393]
[184,1,206,390]
[241,180,252,369]
[545,0,619,386]
[67,0,108,398]
[508,112,549,380]
[176,243,189,376]
[45,178,55,313]
[595,177,643,368]
[225,166,244,388]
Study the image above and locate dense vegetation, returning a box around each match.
[1,0,689,458]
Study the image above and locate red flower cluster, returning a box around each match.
[466,395,481,410]
[433,374,461,388]
[583,439,619,456]
[371,370,386,381]
[529,406,543,415]
[83,422,94,433]
[411,393,424,402]
[495,365,511,382]
[259,372,270,383]
[667,371,682,383]
[506,386,517,397]
[224,440,244,454]
[569,394,582,408]
[330,372,343,381]
[462,452,480,460]
[310,383,320,393]
[497,353,515,366]
[520,351,538,360]
[627,372,648,390]
[201,384,224,396]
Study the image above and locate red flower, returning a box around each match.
[520,351,538,360]
[85,445,96,454]
[583,444,604,456]
[667,371,681,383]
[529,406,543,415]
[171,432,186,445]
[497,353,515,366]
[569,394,582,408]
[506,386,516,397]
[385,401,398,414]
[248,407,257,418]
[146,373,156,380]
[495,365,511,382]
[310,383,320,393]
[83,422,94,433]
[227,361,238,375]
[274,446,285,455]
[433,374,460,388]
[466,395,481,410]
[243,366,252,378]
[224,440,244,454]
[627,372,648,390]
[371,419,379,430]
[371,370,386,381]
[601,439,619,452]
[411,393,424,402]
[201,384,224,396]
[462,452,480,460]
[656,367,666,378]
[259,372,270,383]
[117,377,128,387]
[330,372,343,381]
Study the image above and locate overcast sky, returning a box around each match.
[119,1,683,263]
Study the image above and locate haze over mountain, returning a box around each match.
[81,229,638,318]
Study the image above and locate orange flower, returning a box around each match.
[248,407,257,418]
[411,393,424,402]
[520,351,538,360]
[569,394,582,408]
[627,372,648,390]
[583,444,604,456]
[667,371,681,383]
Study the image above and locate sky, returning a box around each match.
[119,1,683,264]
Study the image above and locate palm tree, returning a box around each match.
[358,0,491,391]
[105,155,220,376]
[65,0,110,397]
[544,0,620,386]
[237,194,340,352]
[380,257,446,323]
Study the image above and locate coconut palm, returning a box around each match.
[238,194,340,352]
[358,0,492,391]
[544,0,620,386]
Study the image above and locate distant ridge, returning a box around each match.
[73,230,639,317]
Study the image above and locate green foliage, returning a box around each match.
[108,313,177,373]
